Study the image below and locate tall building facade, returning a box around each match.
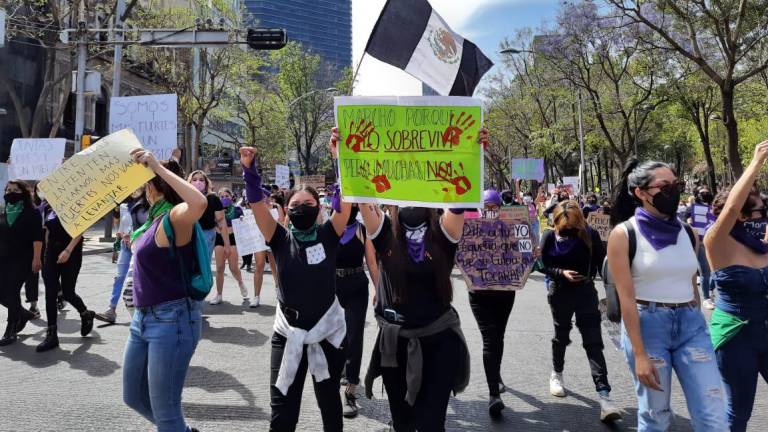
[243,0,352,69]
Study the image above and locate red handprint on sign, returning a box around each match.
[346,119,375,153]
[433,162,472,196]
[371,175,392,193]
[442,112,476,147]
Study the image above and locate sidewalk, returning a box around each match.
[81,222,115,256]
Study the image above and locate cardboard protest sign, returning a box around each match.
[456,210,536,291]
[297,174,326,191]
[275,164,290,190]
[334,96,483,208]
[109,94,178,160]
[587,212,611,242]
[8,138,66,180]
[743,218,768,240]
[38,129,155,237]
[0,163,8,205]
[231,210,268,256]
[511,158,545,181]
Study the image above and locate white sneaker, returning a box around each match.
[208,294,223,305]
[599,394,622,422]
[702,298,715,310]
[239,282,249,300]
[249,296,260,308]
[549,371,566,397]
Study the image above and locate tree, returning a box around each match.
[605,0,768,177]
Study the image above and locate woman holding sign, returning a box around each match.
[239,145,352,432]
[329,127,480,431]
[122,150,207,432]
[538,200,621,422]
[0,180,43,346]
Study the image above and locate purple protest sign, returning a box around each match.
[690,203,715,237]
[455,216,537,291]
[511,158,545,181]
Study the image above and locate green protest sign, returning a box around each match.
[334,96,483,208]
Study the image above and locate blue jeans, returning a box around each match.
[202,228,216,258]
[110,243,133,308]
[621,303,727,432]
[697,245,712,299]
[123,298,202,432]
[530,219,541,245]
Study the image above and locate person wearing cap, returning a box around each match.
[464,188,518,417]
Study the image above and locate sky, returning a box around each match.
[352,0,561,96]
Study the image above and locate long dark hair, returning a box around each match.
[149,160,185,205]
[381,207,453,305]
[5,179,34,209]
[610,159,672,226]
[284,185,320,207]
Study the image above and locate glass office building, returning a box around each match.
[243,0,352,69]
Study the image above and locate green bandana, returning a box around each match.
[5,202,23,226]
[225,204,236,221]
[130,199,174,242]
[290,223,319,242]
[709,308,749,351]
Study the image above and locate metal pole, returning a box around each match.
[74,21,87,152]
[577,90,585,195]
[112,0,126,97]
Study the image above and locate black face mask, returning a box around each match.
[347,206,359,225]
[288,204,319,231]
[698,191,713,204]
[398,206,430,228]
[4,192,23,204]
[650,186,681,217]
[559,228,578,237]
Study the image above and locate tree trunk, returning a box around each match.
[721,85,743,178]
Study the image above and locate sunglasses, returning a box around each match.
[643,181,684,195]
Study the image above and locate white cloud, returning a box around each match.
[352,0,504,96]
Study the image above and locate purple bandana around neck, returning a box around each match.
[546,226,593,257]
[635,207,681,250]
[404,224,428,263]
[731,221,768,254]
[340,221,358,245]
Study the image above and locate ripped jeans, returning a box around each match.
[621,303,728,432]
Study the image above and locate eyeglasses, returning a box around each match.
[643,181,684,195]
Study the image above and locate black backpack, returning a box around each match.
[602,221,696,323]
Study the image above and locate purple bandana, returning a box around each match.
[547,234,580,257]
[635,207,681,250]
[340,222,358,245]
[731,221,768,254]
[404,224,427,263]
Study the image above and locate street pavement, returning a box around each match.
[1,253,766,431]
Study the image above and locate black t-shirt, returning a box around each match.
[539,228,605,287]
[44,208,82,252]
[199,194,223,230]
[0,205,43,265]
[336,225,366,269]
[372,216,458,328]
[267,221,340,330]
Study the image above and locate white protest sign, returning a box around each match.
[275,164,290,189]
[109,94,178,160]
[231,210,268,256]
[0,163,8,205]
[8,138,66,180]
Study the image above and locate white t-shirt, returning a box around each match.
[620,216,698,303]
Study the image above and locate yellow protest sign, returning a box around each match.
[38,129,155,237]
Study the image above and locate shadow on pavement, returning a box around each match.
[0,335,120,377]
[201,316,269,347]
[183,365,268,421]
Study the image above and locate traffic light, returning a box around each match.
[247,28,287,50]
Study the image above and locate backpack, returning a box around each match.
[602,220,696,323]
[162,215,213,301]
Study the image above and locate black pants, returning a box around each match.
[42,244,86,326]
[468,290,516,397]
[24,272,39,303]
[336,274,369,385]
[270,332,345,432]
[380,329,462,432]
[0,259,29,326]
[242,253,252,267]
[547,281,610,393]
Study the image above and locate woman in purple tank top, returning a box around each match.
[122,149,207,432]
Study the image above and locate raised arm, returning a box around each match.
[240,147,278,243]
[706,140,768,248]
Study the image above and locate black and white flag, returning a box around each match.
[365,0,494,96]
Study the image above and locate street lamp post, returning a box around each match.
[284,87,337,169]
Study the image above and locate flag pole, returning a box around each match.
[351,52,366,94]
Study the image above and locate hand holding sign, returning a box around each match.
[130,148,163,172]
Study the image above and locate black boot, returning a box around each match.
[36,326,59,352]
[15,308,35,333]
[0,321,18,346]
[80,310,95,337]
